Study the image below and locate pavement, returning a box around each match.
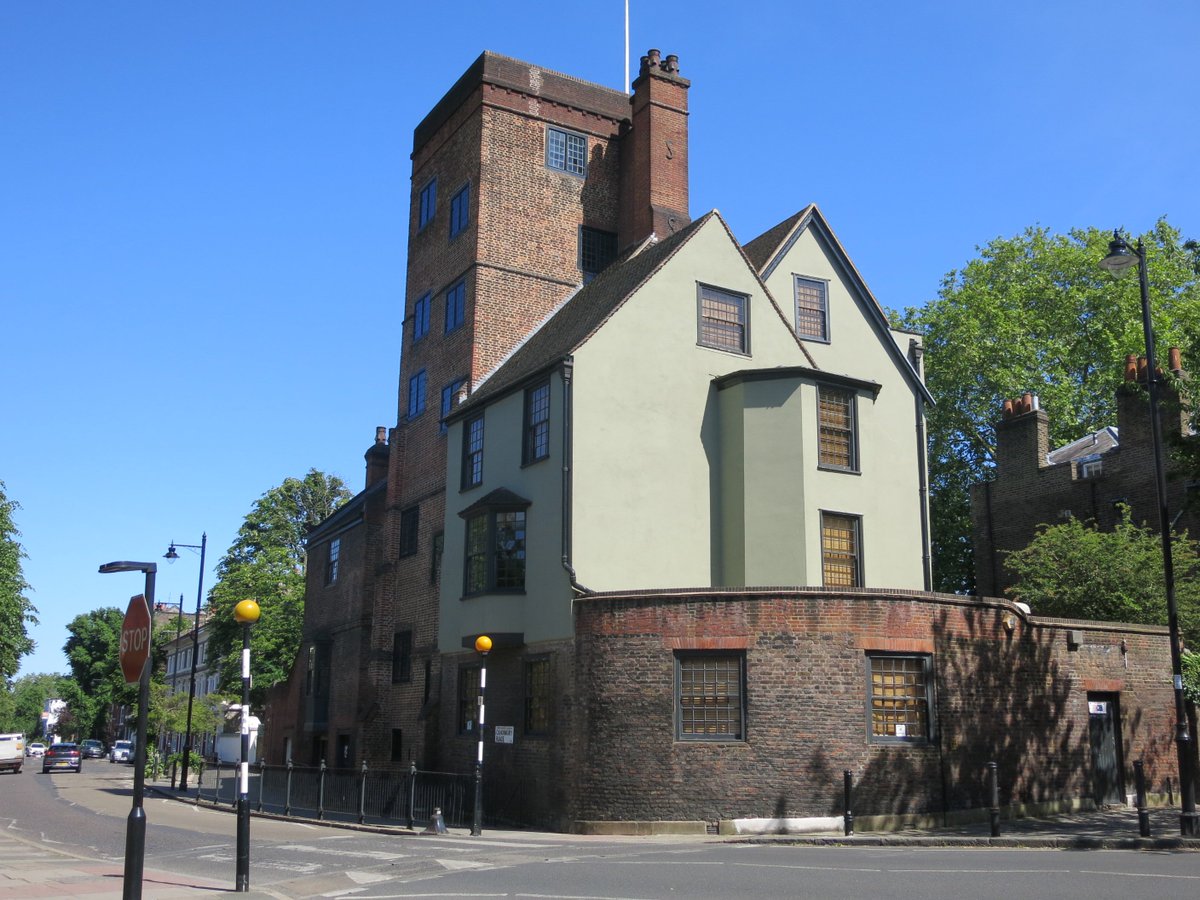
[1,790,1196,900]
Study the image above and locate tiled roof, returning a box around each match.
[1047,426,1120,465]
[741,208,808,272]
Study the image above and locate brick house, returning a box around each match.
[265,49,1182,832]
[971,351,1197,598]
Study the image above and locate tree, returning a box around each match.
[0,672,66,737]
[1004,509,1200,697]
[0,480,37,680]
[63,607,135,740]
[207,471,350,706]
[898,220,1200,592]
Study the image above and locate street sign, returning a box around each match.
[119,594,152,684]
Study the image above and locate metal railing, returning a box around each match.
[194,760,474,829]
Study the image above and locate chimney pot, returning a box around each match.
[1137,356,1148,382]
[1124,354,1138,382]
[375,426,386,445]
[1002,398,1014,419]
[663,54,679,74]
[1169,346,1183,374]
[1022,391,1033,414]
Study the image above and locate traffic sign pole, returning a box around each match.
[100,564,157,900]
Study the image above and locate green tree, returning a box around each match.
[1004,509,1200,696]
[64,607,135,740]
[207,471,350,706]
[0,480,37,680]
[0,672,63,736]
[898,220,1200,592]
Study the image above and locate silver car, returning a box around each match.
[109,740,133,763]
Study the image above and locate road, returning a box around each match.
[3,763,1198,898]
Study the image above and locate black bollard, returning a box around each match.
[1134,760,1151,837]
[843,770,854,836]
[988,762,1000,837]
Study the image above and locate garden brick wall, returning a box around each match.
[568,588,1177,827]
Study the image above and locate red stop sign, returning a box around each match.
[120,594,152,684]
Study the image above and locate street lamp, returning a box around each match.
[233,598,260,892]
[164,533,206,791]
[471,634,492,837]
[98,559,157,900]
[1100,230,1199,837]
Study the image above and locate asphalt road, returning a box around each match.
[3,763,1198,899]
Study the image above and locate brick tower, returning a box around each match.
[363,50,691,768]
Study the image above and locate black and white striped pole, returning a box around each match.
[471,634,492,837]
[233,599,260,891]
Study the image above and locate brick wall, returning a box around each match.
[568,588,1177,826]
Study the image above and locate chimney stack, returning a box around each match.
[618,49,691,250]
[365,426,389,488]
[995,393,1048,474]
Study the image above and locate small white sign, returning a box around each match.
[894,724,907,737]
[494,725,514,744]
[1088,701,1108,715]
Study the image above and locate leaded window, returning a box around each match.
[462,413,484,489]
[676,653,745,741]
[867,654,932,742]
[413,293,431,341]
[795,276,829,341]
[464,508,526,594]
[523,381,551,464]
[580,226,617,282]
[821,512,861,587]
[325,538,340,585]
[818,386,857,470]
[418,178,437,230]
[441,377,466,435]
[449,184,470,238]
[547,128,587,176]
[399,505,419,558]
[407,369,426,419]
[445,280,466,333]
[392,631,412,683]
[697,284,748,354]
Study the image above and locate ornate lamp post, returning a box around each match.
[471,634,492,837]
[1099,231,1198,837]
[164,533,206,791]
[233,598,261,891]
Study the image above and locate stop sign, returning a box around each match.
[120,594,152,684]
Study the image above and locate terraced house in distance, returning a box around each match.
[265,48,1183,834]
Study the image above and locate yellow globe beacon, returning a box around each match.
[474,634,492,654]
[234,599,261,625]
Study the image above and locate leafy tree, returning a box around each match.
[0,480,37,680]
[898,220,1200,592]
[1004,509,1200,696]
[64,607,135,740]
[0,672,64,736]
[207,471,350,706]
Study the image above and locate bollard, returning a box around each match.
[987,762,1001,837]
[359,760,368,825]
[423,806,447,835]
[407,761,417,830]
[284,759,293,817]
[317,759,327,820]
[256,762,266,813]
[1134,760,1151,837]
[843,770,854,836]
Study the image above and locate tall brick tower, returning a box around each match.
[364,50,690,768]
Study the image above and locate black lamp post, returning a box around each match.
[471,634,492,837]
[233,598,261,892]
[164,533,206,791]
[1099,230,1199,837]
[98,559,157,900]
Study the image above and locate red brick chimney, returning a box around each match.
[365,426,389,489]
[995,394,1048,475]
[618,49,690,250]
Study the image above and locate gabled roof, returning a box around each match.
[743,204,935,406]
[450,212,716,418]
[1047,426,1120,466]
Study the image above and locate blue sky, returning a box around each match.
[4,2,1197,678]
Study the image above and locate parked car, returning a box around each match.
[42,742,81,773]
[109,740,133,763]
[80,739,106,759]
[26,742,46,757]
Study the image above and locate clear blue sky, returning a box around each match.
[4,2,1197,678]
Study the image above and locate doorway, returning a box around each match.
[1087,692,1124,805]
